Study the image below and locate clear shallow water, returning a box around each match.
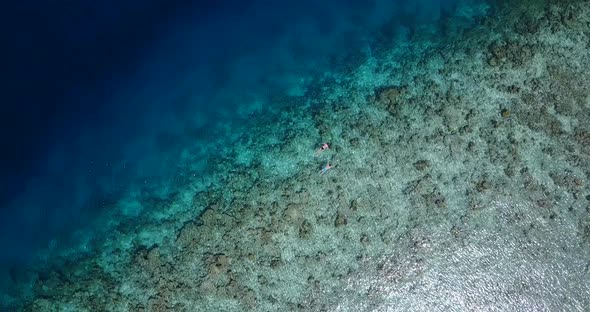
[3,0,590,310]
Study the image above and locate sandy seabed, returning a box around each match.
[9,1,590,311]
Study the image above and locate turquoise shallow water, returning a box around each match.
[3,0,590,310]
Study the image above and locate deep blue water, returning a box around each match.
[0,0,486,287]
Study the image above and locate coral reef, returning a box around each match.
[5,0,590,311]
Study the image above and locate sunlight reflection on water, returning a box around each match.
[333,198,590,311]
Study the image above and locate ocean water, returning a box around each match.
[2,0,590,310]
